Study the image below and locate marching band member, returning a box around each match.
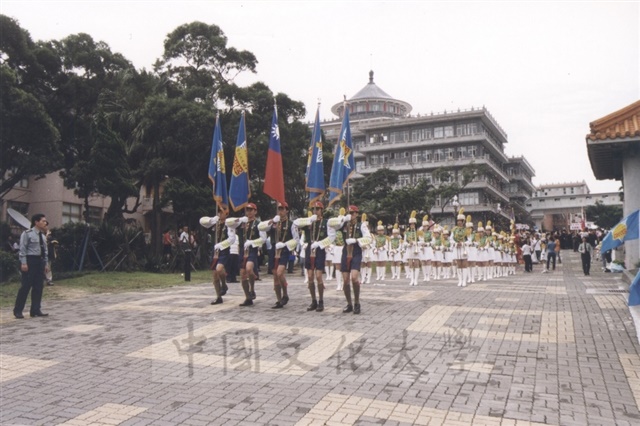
[484,221,495,280]
[476,222,488,281]
[258,201,298,309]
[236,203,263,306]
[293,201,333,312]
[442,227,453,279]
[451,208,469,287]
[465,215,478,284]
[404,211,421,286]
[200,208,238,305]
[419,215,434,282]
[389,224,403,280]
[331,219,345,291]
[373,221,390,281]
[361,215,373,284]
[328,205,371,314]
[431,226,444,280]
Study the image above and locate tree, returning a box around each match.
[585,200,623,229]
[0,16,63,199]
[155,21,257,104]
[426,163,486,218]
[43,33,134,218]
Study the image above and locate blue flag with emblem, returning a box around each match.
[328,105,355,207]
[229,111,251,212]
[305,105,325,204]
[208,113,228,212]
[600,210,639,254]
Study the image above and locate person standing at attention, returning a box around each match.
[14,214,50,319]
[543,235,557,273]
[578,236,593,275]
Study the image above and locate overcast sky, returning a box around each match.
[3,1,638,193]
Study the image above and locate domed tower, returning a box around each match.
[331,70,412,119]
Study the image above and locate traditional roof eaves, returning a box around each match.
[587,99,640,141]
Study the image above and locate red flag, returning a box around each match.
[263,105,286,204]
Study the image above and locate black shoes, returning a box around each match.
[271,302,284,309]
[281,295,289,306]
[211,297,223,305]
[239,299,253,307]
[14,312,24,319]
[30,312,49,317]
[307,301,318,311]
[316,301,324,312]
[354,304,361,315]
[221,283,228,296]
[343,304,353,313]
[250,291,256,300]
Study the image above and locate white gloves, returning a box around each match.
[239,216,249,224]
[346,238,357,245]
[244,240,253,249]
[311,241,321,250]
[343,214,352,223]
[275,242,286,249]
[199,216,219,228]
[272,215,281,223]
[214,243,223,251]
[309,214,318,223]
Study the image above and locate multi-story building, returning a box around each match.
[526,181,623,231]
[320,71,536,227]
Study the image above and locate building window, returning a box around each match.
[456,147,465,159]
[458,192,479,206]
[411,151,420,163]
[356,160,365,170]
[445,148,454,160]
[424,150,432,161]
[434,127,444,138]
[62,203,82,224]
[444,126,454,137]
[434,149,444,162]
[420,128,432,140]
[467,145,477,157]
[399,174,411,186]
[355,104,365,113]
[425,173,432,184]
[371,103,381,112]
[86,206,103,226]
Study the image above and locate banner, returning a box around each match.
[263,104,286,204]
[229,112,251,211]
[305,105,325,204]
[600,210,639,253]
[328,106,355,207]
[208,113,228,212]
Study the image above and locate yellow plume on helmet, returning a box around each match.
[410,210,417,219]
[361,213,367,222]
[423,215,428,222]
[377,220,382,226]
[339,207,346,216]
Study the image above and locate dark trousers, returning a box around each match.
[581,253,591,275]
[14,256,45,314]
[546,252,556,270]
[523,254,532,272]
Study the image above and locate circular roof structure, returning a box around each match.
[331,70,412,118]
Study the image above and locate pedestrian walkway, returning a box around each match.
[1,251,639,425]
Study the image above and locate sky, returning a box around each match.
[2,1,638,193]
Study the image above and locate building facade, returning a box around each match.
[525,181,623,231]
[587,99,640,268]
[320,71,536,227]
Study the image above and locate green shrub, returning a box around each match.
[0,250,20,283]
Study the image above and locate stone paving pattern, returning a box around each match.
[1,251,639,425]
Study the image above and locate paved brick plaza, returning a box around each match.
[1,251,639,425]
